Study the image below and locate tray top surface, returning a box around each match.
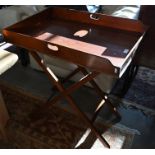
[11,18,140,65]
[14,18,140,66]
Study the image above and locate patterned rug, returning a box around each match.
[111,66,155,115]
[0,85,137,149]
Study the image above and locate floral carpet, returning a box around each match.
[111,66,155,115]
[0,85,136,149]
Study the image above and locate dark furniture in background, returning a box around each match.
[136,5,155,69]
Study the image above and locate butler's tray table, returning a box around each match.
[2,7,147,148]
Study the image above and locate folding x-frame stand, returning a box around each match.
[30,51,121,148]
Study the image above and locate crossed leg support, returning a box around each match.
[30,51,121,148]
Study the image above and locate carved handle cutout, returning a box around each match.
[47,44,59,51]
[74,30,88,37]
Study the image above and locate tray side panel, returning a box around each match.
[3,30,119,76]
[50,7,147,33]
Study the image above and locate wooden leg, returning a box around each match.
[36,71,100,112]
[30,51,110,148]
[54,65,120,120]
[51,67,81,92]
[77,66,121,121]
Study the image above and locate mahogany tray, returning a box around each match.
[2,7,147,77]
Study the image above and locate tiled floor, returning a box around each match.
[0,62,155,148]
